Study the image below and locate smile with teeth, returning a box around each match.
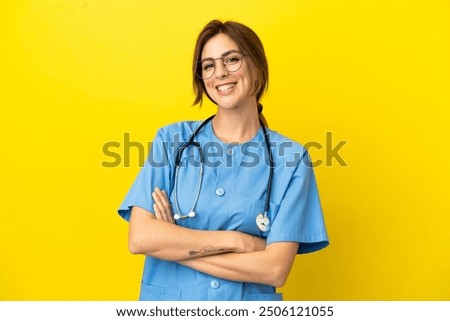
[216,83,237,92]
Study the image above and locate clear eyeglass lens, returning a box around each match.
[198,53,243,79]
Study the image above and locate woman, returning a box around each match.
[118,20,329,300]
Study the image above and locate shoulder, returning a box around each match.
[264,129,316,180]
[266,128,308,161]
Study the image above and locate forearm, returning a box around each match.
[178,242,298,287]
[128,206,264,261]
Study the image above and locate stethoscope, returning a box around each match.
[172,115,274,232]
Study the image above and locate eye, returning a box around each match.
[224,54,241,65]
[202,60,214,71]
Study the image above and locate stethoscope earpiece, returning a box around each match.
[174,211,196,220]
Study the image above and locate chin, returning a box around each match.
[216,101,241,110]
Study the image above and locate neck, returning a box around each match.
[212,104,260,143]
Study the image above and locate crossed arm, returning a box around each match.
[128,188,298,287]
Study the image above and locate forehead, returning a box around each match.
[201,33,240,60]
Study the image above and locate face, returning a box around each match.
[201,33,256,110]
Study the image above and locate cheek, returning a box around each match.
[204,80,215,94]
[238,69,256,92]
[203,81,218,103]
[237,65,256,85]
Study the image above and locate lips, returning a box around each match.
[216,82,237,93]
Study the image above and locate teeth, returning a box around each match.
[217,83,236,92]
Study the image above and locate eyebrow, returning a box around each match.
[200,49,241,63]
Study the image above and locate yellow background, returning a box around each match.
[1,0,449,300]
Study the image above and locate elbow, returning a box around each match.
[128,234,150,255]
[128,238,142,255]
[269,265,290,288]
[128,231,163,258]
[271,275,288,288]
[128,242,141,255]
[128,207,158,255]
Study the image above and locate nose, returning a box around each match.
[214,59,228,79]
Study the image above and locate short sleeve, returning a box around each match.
[118,129,172,222]
[266,150,329,254]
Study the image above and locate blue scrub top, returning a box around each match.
[118,120,329,301]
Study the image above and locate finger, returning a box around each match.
[152,190,174,223]
[152,191,169,221]
[161,190,175,223]
[153,203,163,220]
[155,188,171,211]
[154,188,174,222]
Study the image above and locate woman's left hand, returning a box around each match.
[152,188,175,224]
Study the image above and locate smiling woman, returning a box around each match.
[200,33,257,123]
[2,0,449,303]
[118,19,329,301]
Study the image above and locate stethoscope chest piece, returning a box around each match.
[256,213,270,232]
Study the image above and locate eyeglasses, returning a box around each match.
[196,50,245,80]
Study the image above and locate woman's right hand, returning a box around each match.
[152,187,175,224]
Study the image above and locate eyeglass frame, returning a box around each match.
[195,50,246,80]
